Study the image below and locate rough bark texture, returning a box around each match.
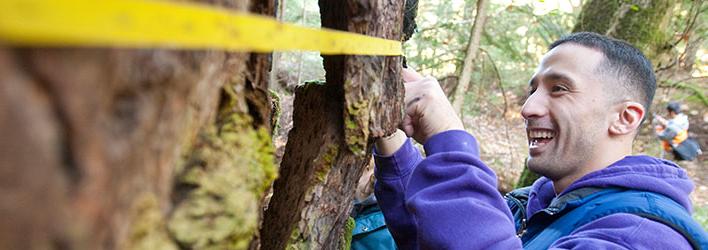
[0,0,276,249]
[260,0,405,249]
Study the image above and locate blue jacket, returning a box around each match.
[507,187,707,249]
[374,130,706,249]
[351,195,397,250]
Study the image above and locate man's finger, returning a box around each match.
[402,115,415,138]
[402,68,424,82]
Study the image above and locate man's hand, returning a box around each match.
[401,68,464,144]
[654,115,668,127]
[375,68,464,156]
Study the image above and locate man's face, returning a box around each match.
[521,44,611,181]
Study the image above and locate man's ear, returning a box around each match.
[609,101,645,135]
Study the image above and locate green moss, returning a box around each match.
[340,217,356,250]
[574,0,673,61]
[125,194,179,250]
[344,99,370,156]
[612,1,672,60]
[286,225,311,250]
[345,140,365,157]
[314,145,339,183]
[322,145,339,165]
[168,85,277,250]
[573,0,621,33]
[693,205,708,230]
[345,118,358,130]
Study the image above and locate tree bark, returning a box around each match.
[0,0,276,249]
[260,0,405,249]
[451,0,490,115]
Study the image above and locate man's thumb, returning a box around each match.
[402,68,424,82]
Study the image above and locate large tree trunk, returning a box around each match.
[451,0,490,115]
[0,0,276,249]
[260,0,405,249]
[573,0,674,61]
[517,0,676,188]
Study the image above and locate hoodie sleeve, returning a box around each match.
[374,138,423,250]
[404,130,522,249]
[549,213,692,249]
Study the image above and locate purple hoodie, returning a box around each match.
[374,130,695,249]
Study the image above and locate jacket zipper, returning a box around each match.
[506,194,528,237]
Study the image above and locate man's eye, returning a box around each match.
[528,87,537,95]
[551,85,569,92]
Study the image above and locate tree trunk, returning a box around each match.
[0,0,276,249]
[451,0,490,115]
[573,0,674,61]
[260,0,405,249]
[516,0,676,189]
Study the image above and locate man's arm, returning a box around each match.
[373,67,467,249]
[374,69,522,249]
[373,130,423,249]
[374,131,523,249]
[405,130,522,249]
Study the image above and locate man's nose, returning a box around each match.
[521,91,548,119]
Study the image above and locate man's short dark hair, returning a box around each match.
[549,32,656,114]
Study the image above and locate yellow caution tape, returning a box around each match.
[0,0,402,55]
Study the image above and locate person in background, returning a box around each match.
[654,101,700,161]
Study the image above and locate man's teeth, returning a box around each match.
[529,130,555,139]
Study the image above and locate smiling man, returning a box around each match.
[373,32,707,249]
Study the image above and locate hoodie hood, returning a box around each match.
[526,155,694,216]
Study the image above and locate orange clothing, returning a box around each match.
[655,126,688,152]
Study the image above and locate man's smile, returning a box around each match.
[527,128,556,155]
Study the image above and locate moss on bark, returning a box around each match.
[340,217,356,250]
[125,194,179,250]
[573,0,674,60]
[167,84,276,250]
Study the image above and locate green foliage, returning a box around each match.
[405,0,580,117]
[516,159,540,188]
[693,204,708,231]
